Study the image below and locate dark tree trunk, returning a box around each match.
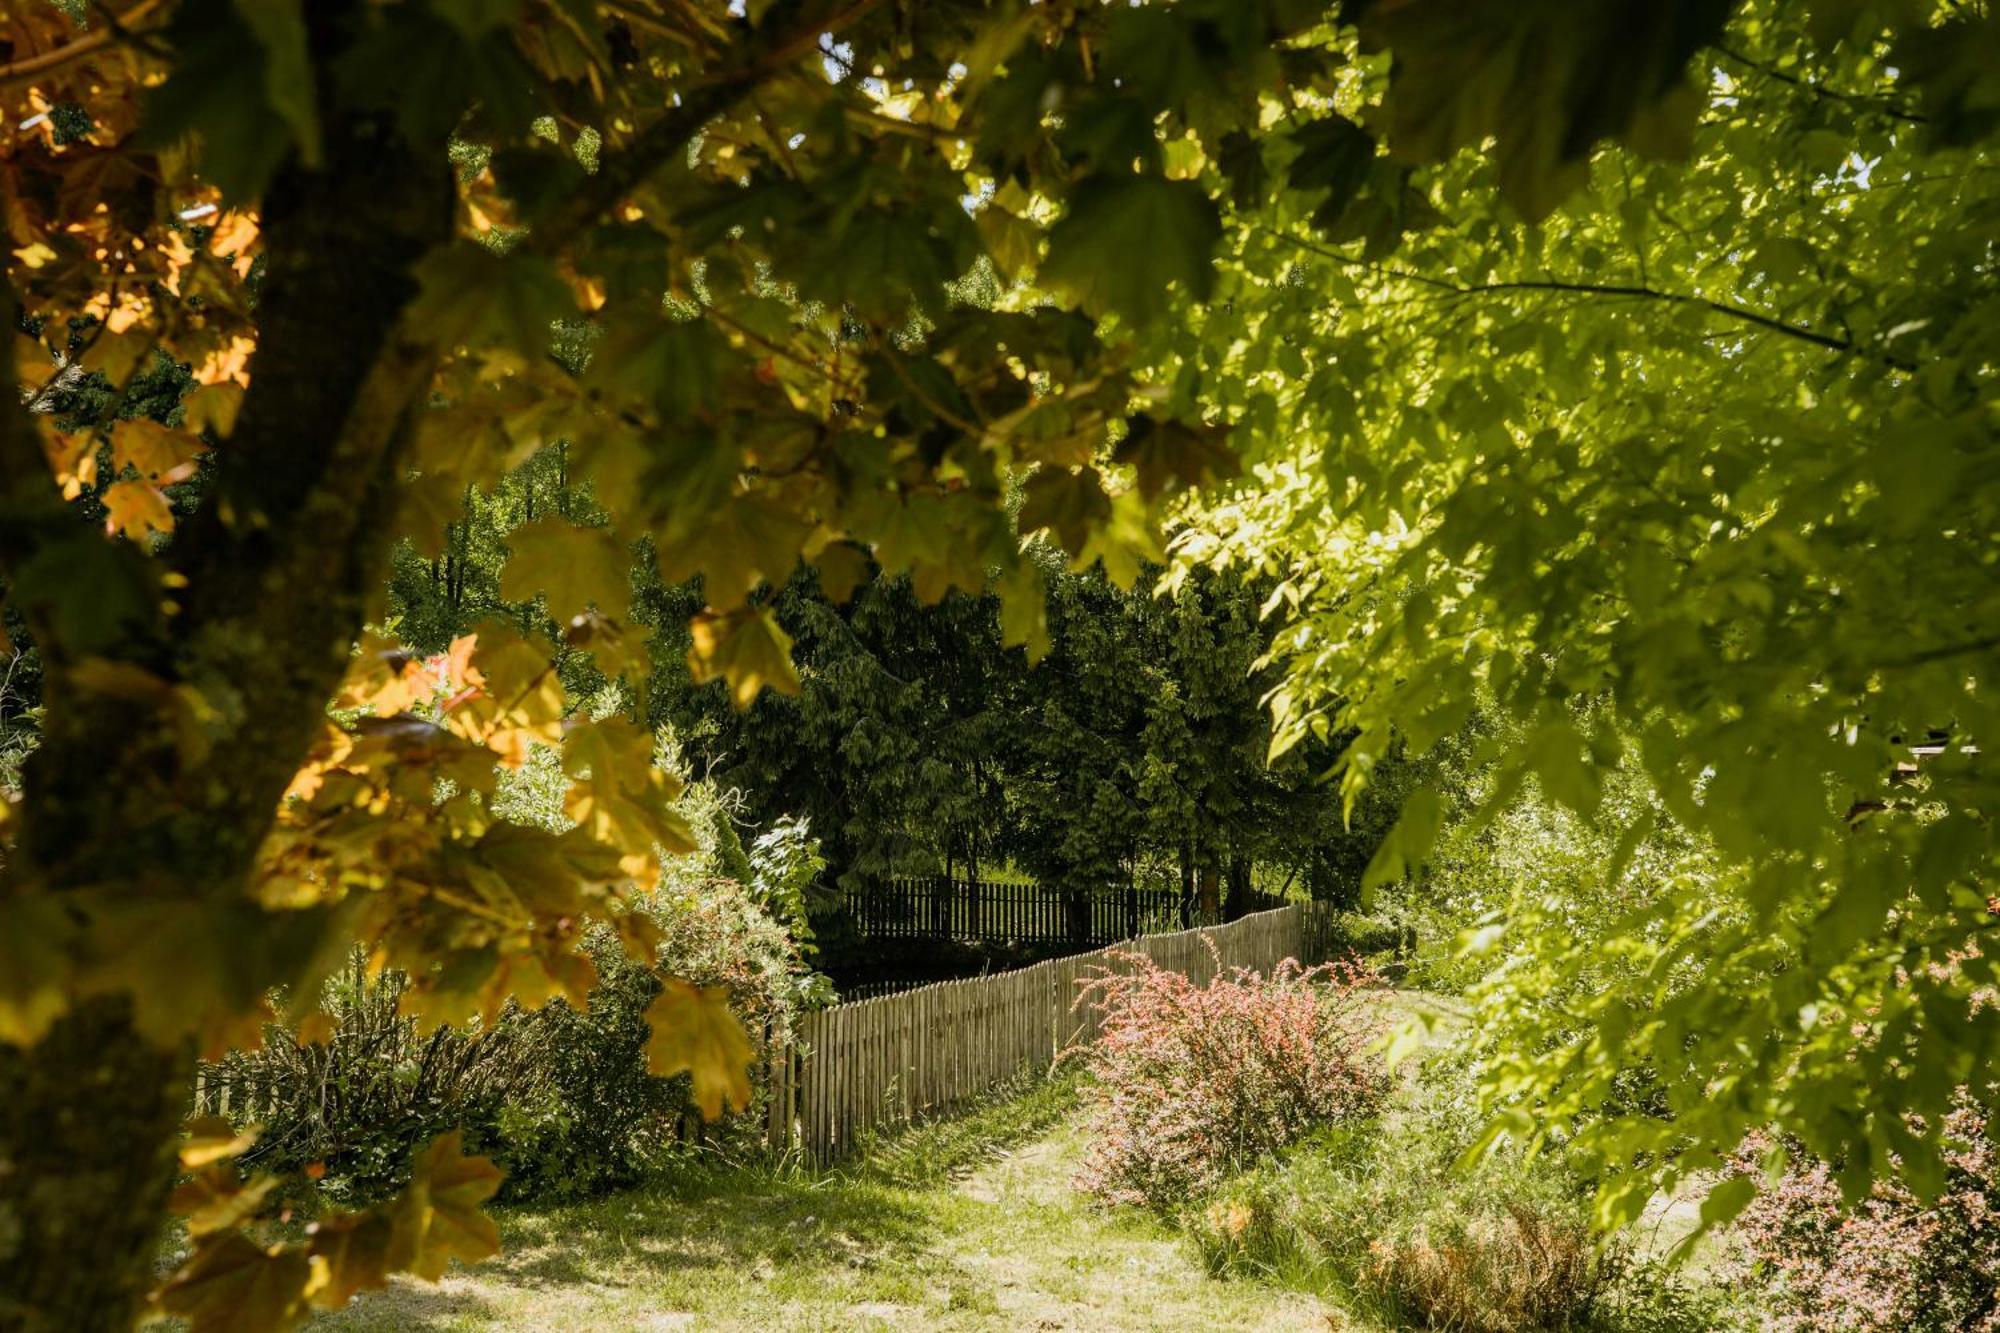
[1198,862,1221,923]
[1224,852,1252,921]
[0,998,189,1332]
[0,16,455,1321]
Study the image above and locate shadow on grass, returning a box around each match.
[317,1072,1082,1330]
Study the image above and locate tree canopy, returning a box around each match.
[1167,0,2000,1231]
[0,0,1993,1327]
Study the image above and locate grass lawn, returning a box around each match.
[312,1076,1325,1332]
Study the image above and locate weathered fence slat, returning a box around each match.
[769,903,1332,1164]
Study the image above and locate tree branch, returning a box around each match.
[0,0,169,87]
[1267,229,1916,371]
[1714,44,1927,126]
[1876,634,2000,671]
[525,0,882,257]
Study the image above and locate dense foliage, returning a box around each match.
[652,558,1381,912]
[0,0,1992,1325]
[1730,1100,2000,1332]
[209,869,816,1208]
[1184,1048,1729,1333]
[1164,0,2000,1231]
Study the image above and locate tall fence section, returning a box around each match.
[764,902,1339,1163]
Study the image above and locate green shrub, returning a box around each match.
[203,874,823,1206]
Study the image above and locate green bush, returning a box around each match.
[204,870,825,1207]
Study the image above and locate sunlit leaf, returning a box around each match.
[643,977,755,1121]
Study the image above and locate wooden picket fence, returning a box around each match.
[763,902,1333,1163]
[836,876,1188,946]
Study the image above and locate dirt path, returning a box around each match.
[315,1106,1323,1332]
[934,1117,1326,1332]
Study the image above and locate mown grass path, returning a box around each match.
[314,1081,1323,1332]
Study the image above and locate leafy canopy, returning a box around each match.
[1163,0,2000,1232]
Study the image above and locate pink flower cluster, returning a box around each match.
[1732,1101,2000,1332]
[1066,946,1385,1210]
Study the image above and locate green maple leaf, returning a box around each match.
[411,247,575,354]
[1361,0,1730,220]
[1019,466,1111,556]
[1041,175,1220,325]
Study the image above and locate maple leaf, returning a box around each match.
[180,1114,260,1168]
[686,606,801,709]
[561,609,644,678]
[499,517,632,621]
[812,540,873,605]
[153,1233,315,1333]
[1113,414,1238,502]
[169,1166,279,1237]
[0,895,77,1046]
[1019,466,1111,556]
[181,381,247,437]
[336,631,425,717]
[111,419,206,482]
[1041,175,1220,325]
[643,977,755,1121]
[102,479,174,539]
[384,1131,504,1281]
[304,1211,397,1309]
[561,717,694,877]
[446,622,564,765]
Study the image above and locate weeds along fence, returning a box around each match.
[765,902,1339,1164]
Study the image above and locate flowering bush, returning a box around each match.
[1731,1099,2000,1332]
[1066,946,1385,1210]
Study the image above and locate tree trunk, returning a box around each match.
[1223,852,1252,921]
[0,997,189,1332]
[0,23,454,1319]
[1198,862,1221,923]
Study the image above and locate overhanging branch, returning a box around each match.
[1268,229,1916,371]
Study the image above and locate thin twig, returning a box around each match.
[1714,43,1927,125]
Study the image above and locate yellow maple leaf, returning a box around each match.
[182,382,246,438]
[644,977,754,1120]
[169,1166,278,1237]
[499,517,632,621]
[336,631,422,717]
[385,1131,504,1281]
[686,605,800,709]
[103,478,173,538]
[180,1114,261,1168]
[111,418,205,482]
[152,1232,314,1333]
[305,1211,396,1310]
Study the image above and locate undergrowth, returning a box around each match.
[1179,1043,1754,1332]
